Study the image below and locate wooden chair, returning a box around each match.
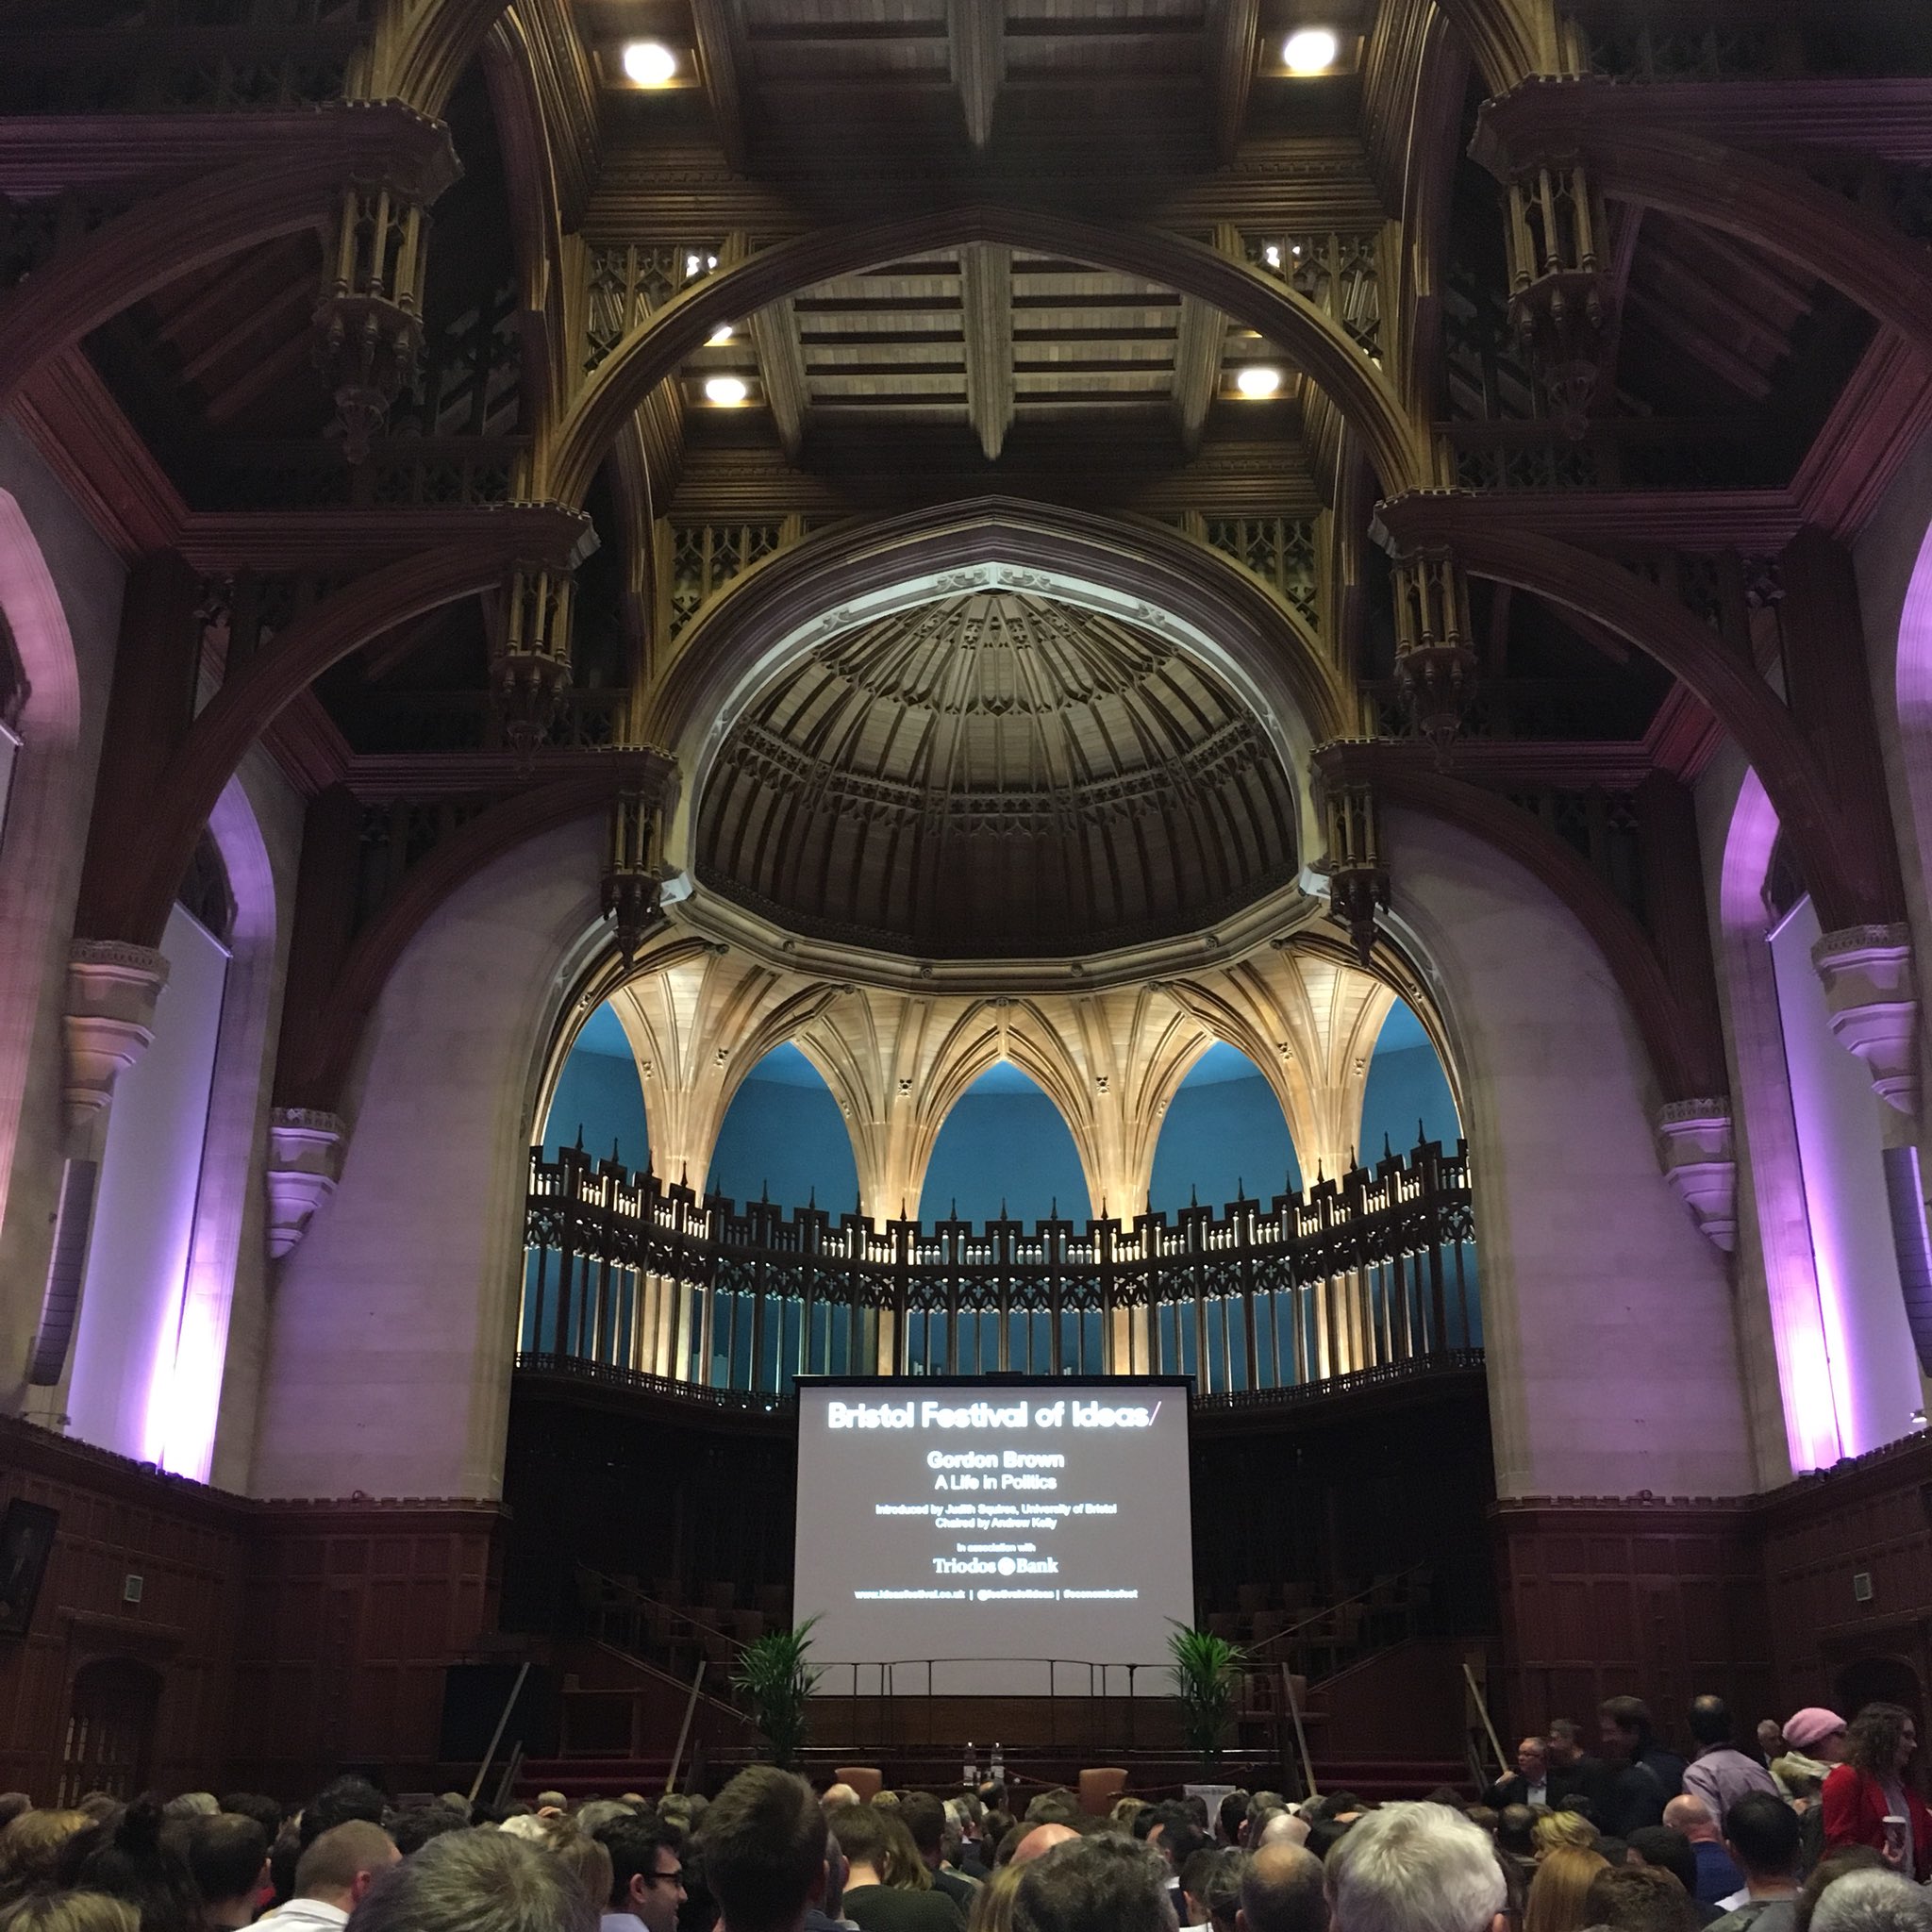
[834,1767,883,1802]
[1078,1768,1128,1815]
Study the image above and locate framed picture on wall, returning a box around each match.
[0,1499,58,1640]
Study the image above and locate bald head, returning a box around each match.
[1258,1813,1312,1850]
[822,1784,859,1813]
[1013,1824,1081,1865]
[1663,1796,1716,1843]
[1240,1842,1328,1932]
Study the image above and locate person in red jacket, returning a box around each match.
[1821,1702,1932,1881]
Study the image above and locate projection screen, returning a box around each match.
[793,1376,1193,1698]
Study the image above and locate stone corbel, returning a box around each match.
[63,940,170,1147]
[1812,924,1920,1116]
[1653,1100,1738,1253]
[265,1108,349,1258]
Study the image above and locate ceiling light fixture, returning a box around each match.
[1283,27,1341,73]
[622,40,679,86]
[708,324,736,345]
[705,375,750,406]
[1236,366,1283,398]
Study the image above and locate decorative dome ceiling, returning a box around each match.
[696,591,1300,958]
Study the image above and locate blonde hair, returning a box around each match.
[967,1864,1024,1932]
[1533,1811,1600,1857]
[541,1825,613,1911]
[0,1892,140,1932]
[1110,1797,1148,1827]
[0,1814,92,1891]
[1525,1846,1609,1932]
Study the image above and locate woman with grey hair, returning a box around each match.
[1810,1872,1932,1932]
[348,1828,597,1932]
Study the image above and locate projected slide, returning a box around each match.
[793,1377,1193,1697]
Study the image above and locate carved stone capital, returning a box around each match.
[266,1108,349,1258]
[1812,923,1920,1116]
[63,941,169,1138]
[1653,1100,1738,1253]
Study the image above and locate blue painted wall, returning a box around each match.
[1149,1042,1300,1214]
[1359,999,1460,1158]
[923,1061,1091,1226]
[541,1001,650,1170]
[710,1042,860,1209]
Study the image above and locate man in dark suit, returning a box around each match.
[1548,1717,1620,1822]
[1487,1737,1555,1811]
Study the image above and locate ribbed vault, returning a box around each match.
[696,589,1300,958]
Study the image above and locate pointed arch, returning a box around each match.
[1359,998,1461,1163]
[541,206,1429,508]
[922,1058,1091,1229]
[709,1041,859,1211]
[540,999,651,1174]
[1148,1041,1301,1216]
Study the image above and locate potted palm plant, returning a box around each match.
[1167,1623,1246,1771]
[729,1616,822,1767]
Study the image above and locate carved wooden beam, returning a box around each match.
[1203,0,1258,165]
[946,0,1004,150]
[690,0,749,173]
[960,242,1014,462]
[1172,297,1227,457]
[749,297,811,462]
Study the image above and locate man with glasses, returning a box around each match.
[596,1815,688,1932]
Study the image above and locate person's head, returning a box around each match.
[1237,1841,1325,1932]
[163,1795,220,1824]
[1545,1723,1585,1769]
[1723,1792,1801,1883]
[293,1822,399,1912]
[1757,1722,1786,1761]
[1012,1832,1173,1932]
[217,1796,283,1838]
[179,1813,269,1929]
[1846,1705,1918,1779]
[1531,1812,1596,1860]
[1516,1740,1549,1782]
[1796,1850,1889,1932]
[1025,1792,1084,1829]
[1012,1825,1081,1867]
[1581,1862,1699,1932]
[1599,1699,1655,1760]
[820,1785,858,1816]
[1687,1698,1736,1750]
[1659,1798,1716,1847]
[572,1801,631,1840]
[1495,1808,1536,1860]
[59,1800,204,1932]
[1257,1814,1310,1852]
[387,1806,469,1857]
[0,1893,139,1932]
[899,1793,948,1869]
[1784,1710,1849,1766]
[1466,1811,1498,1840]
[1524,1848,1608,1932]
[1811,1872,1932,1932]
[1181,1849,1225,1922]
[299,1779,387,1851]
[540,1825,613,1918]
[347,1825,595,1932]
[969,1863,1025,1932]
[536,1793,570,1814]
[984,1810,1018,1859]
[0,1812,92,1895]
[1624,1830,1696,1901]
[1207,1850,1249,1932]
[1324,1802,1507,1932]
[693,1767,827,1932]
[598,1814,687,1932]
[1165,1824,1214,1878]
[1219,1794,1252,1846]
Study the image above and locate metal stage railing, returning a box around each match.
[520,1135,1477,1399]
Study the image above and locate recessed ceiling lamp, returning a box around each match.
[1236,366,1283,398]
[1283,27,1341,73]
[622,40,679,86]
[708,323,736,345]
[705,375,750,406]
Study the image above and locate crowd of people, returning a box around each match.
[2,1695,1931,1932]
